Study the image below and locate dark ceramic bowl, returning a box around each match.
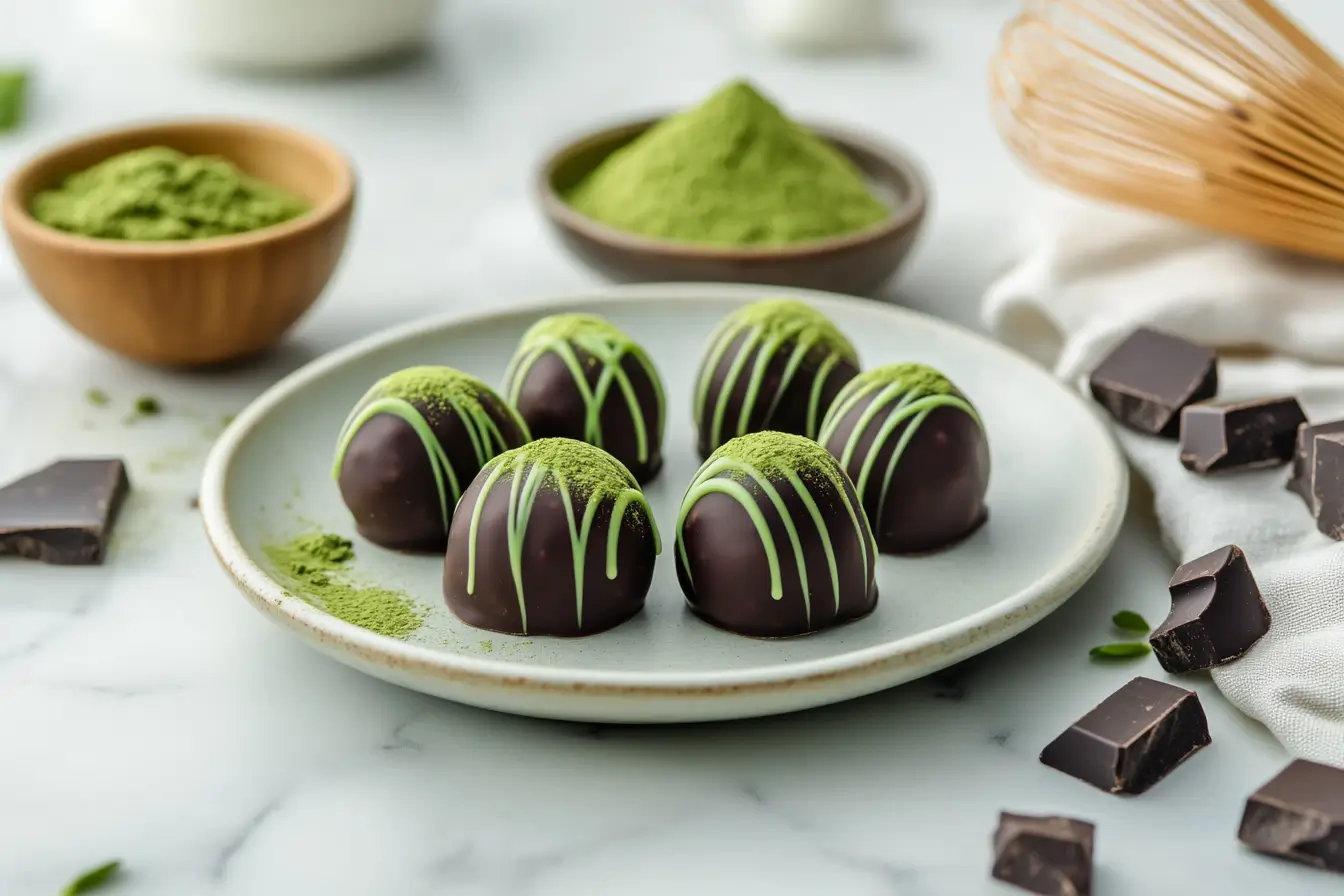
[537,116,929,297]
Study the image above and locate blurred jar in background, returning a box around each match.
[73,0,441,70]
[740,0,893,54]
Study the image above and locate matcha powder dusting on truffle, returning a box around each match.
[264,532,426,640]
[565,80,889,246]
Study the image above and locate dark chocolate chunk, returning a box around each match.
[1287,420,1344,511]
[992,813,1095,896]
[1150,545,1270,673]
[1312,432,1344,540]
[1238,759,1344,874]
[1040,676,1211,795]
[1179,397,1306,474]
[0,459,130,565]
[1088,328,1218,437]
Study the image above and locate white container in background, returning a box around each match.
[74,0,441,71]
[740,0,892,54]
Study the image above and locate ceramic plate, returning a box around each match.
[201,284,1127,723]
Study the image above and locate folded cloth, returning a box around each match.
[984,193,1344,765]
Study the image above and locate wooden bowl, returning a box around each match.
[2,119,355,366]
[537,117,928,297]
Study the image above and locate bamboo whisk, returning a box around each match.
[991,0,1344,261]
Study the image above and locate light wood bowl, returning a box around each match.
[2,119,355,366]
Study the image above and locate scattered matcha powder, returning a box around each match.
[264,532,426,640]
[31,146,310,241]
[134,395,162,416]
[60,860,122,896]
[0,69,27,134]
[85,388,111,408]
[565,79,889,246]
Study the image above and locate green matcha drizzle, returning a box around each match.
[676,432,871,626]
[332,367,528,534]
[819,363,979,515]
[464,439,661,634]
[693,299,857,449]
[503,314,665,463]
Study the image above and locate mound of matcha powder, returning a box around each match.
[32,146,310,241]
[488,437,640,500]
[565,80,889,246]
[264,532,425,640]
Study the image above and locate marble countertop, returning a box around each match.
[0,1,1338,893]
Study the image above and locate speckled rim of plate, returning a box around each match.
[200,283,1128,698]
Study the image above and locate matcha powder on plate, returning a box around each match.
[565,80,890,246]
[32,146,310,241]
[263,532,426,640]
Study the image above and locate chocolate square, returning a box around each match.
[992,812,1095,895]
[0,459,131,565]
[1040,677,1211,795]
[1088,328,1217,437]
[1287,420,1344,512]
[1239,759,1344,874]
[1179,397,1306,474]
[1150,545,1270,673]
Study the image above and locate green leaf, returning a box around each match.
[1089,642,1152,660]
[0,69,27,134]
[1111,610,1151,634]
[61,860,121,896]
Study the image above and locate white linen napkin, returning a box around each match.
[983,193,1344,765]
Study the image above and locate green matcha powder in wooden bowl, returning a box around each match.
[31,146,310,241]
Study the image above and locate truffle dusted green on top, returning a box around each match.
[820,362,978,483]
[677,431,874,626]
[693,298,860,454]
[503,313,666,481]
[459,438,660,634]
[31,147,310,242]
[564,80,889,246]
[333,366,530,546]
[819,362,989,555]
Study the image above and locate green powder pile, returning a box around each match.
[32,146,310,241]
[712,431,845,489]
[487,437,641,501]
[565,80,889,246]
[0,69,27,134]
[263,532,425,640]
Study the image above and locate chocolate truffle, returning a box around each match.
[443,438,660,637]
[675,431,878,637]
[333,366,530,552]
[819,363,989,554]
[692,299,859,457]
[502,314,665,483]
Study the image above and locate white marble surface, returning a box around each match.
[0,1,1339,893]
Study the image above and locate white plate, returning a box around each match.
[201,284,1127,723]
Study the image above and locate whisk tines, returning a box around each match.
[991,0,1344,261]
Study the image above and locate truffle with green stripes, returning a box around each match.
[692,299,860,457]
[819,362,989,554]
[334,366,530,552]
[675,431,877,637]
[503,313,666,483]
[444,438,661,636]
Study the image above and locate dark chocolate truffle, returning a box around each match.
[819,363,989,554]
[502,314,665,483]
[333,366,530,552]
[692,299,859,457]
[443,438,660,637]
[675,431,878,637]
